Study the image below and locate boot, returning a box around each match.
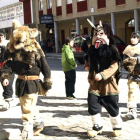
[87,113,103,137]
[21,122,33,140]
[33,117,44,136]
[110,115,122,137]
[126,108,137,119]
[113,129,121,137]
[2,98,18,111]
[87,124,103,137]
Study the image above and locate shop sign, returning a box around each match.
[39,15,53,24]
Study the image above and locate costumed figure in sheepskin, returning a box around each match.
[123,31,140,120]
[86,19,122,137]
[0,20,52,139]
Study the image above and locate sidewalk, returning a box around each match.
[45,53,61,58]
[0,59,140,140]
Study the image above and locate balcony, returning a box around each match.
[56,6,62,16]
[97,0,106,9]
[116,0,125,5]
[39,10,43,15]
[77,0,87,12]
[66,3,72,14]
[47,8,52,15]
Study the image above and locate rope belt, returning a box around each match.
[18,75,39,81]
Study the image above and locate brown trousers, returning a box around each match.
[19,93,39,122]
[127,79,139,108]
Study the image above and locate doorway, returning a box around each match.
[61,30,65,46]
[83,27,88,34]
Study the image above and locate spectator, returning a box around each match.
[123,31,140,119]
[61,37,77,99]
[40,40,47,54]
[0,30,18,111]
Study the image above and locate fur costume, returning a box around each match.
[0,20,52,96]
[86,19,122,137]
[0,19,52,139]
[123,44,140,74]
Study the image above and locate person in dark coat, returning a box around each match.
[0,20,52,139]
[0,30,17,111]
[86,19,122,137]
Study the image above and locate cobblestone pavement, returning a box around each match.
[0,57,140,140]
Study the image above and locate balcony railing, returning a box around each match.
[39,10,43,15]
[66,3,72,14]
[116,0,125,5]
[56,6,62,16]
[47,8,52,15]
[98,0,106,9]
[77,0,87,12]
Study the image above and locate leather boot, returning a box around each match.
[110,115,122,137]
[87,113,103,137]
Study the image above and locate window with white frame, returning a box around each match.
[0,3,23,21]
[47,0,52,9]
[39,0,43,11]
[57,0,61,7]
[67,0,72,4]
[77,0,86,2]
[10,7,15,18]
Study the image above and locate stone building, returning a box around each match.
[0,0,140,52]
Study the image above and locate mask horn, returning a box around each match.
[87,19,96,29]
[99,20,103,27]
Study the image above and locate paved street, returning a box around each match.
[0,57,140,140]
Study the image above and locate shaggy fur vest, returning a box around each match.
[89,44,122,83]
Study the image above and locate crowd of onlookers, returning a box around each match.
[40,38,55,53]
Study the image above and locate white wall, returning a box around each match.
[0,16,24,28]
[0,0,19,8]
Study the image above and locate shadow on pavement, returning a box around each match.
[41,125,90,139]
[38,96,87,100]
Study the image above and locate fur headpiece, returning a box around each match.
[5,20,45,65]
[8,19,43,54]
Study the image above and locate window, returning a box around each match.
[66,0,72,14]
[67,0,72,4]
[47,0,52,9]
[98,0,106,9]
[3,10,7,19]
[10,8,15,18]
[7,9,10,18]
[39,0,43,11]
[77,0,87,12]
[116,0,125,5]
[57,0,61,7]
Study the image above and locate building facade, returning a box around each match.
[0,0,140,52]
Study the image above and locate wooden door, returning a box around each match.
[83,28,88,34]
[126,27,134,45]
[61,30,65,45]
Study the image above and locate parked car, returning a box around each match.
[72,35,127,64]
[72,34,90,64]
[114,35,127,58]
